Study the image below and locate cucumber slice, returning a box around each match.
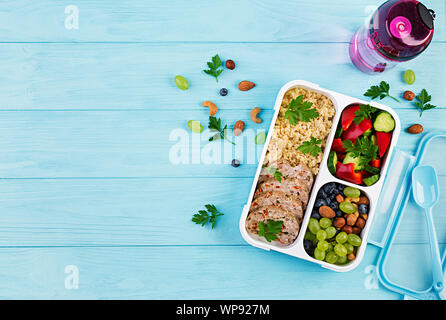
[328,151,337,175]
[343,152,363,171]
[373,112,395,132]
[363,174,380,186]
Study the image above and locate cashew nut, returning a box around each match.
[202,100,218,116]
[250,107,262,124]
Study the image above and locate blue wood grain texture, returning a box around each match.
[0,0,444,299]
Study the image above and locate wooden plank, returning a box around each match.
[0,0,443,42]
[0,109,445,179]
[0,245,401,299]
[0,177,444,246]
[0,42,444,110]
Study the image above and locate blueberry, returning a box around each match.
[231,159,240,167]
[318,190,328,199]
[358,204,368,214]
[311,210,321,219]
[335,210,343,217]
[303,240,313,251]
[329,202,339,210]
[325,197,332,206]
[314,198,326,208]
[220,88,228,96]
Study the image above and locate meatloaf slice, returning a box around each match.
[245,205,299,245]
[250,191,303,223]
[254,177,309,208]
[259,160,314,190]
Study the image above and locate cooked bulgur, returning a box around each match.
[264,87,335,175]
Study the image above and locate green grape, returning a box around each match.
[336,254,348,265]
[319,217,332,229]
[325,251,338,264]
[348,234,362,247]
[304,230,316,241]
[316,230,327,241]
[327,242,334,252]
[404,69,415,85]
[325,226,336,239]
[174,75,189,90]
[344,242,354,254]
[312,238,318,246]
[317,240,329,251]
[314,248,325,261]
[336,231,348,244]
[343,186,361,198]
[308,218,320,234]
[187,120,203,133]
[339,201,356,214]
[334,244,347,257]
[255,132,267,145]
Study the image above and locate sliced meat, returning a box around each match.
[245,205,299,245]
[250,191,303,223]
[259,160,314,190]
[254,177,309,208]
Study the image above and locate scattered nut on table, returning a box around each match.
[407,124,423,134]
[403,90,415,101]
[233,120,245,136]
[239,80,255,91]
[250,107,262,124]
[202,100,218,116]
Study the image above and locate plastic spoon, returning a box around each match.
[412,165,444,293]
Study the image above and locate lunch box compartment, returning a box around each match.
[239,80,401,272]
[326,103,398,187]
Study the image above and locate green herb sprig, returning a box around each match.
[192,204,224,229]
[342,136,379,171]
[208,116,235,145]
[266,167,283,183]
[415,89,436,117]
[203,54,224,82]
[284,95,319,125]
[364,81,400,103]
[297,137,322,157]
[354,104,377,125]
[258,220,283,242]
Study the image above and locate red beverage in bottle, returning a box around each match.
[350,0,435,74]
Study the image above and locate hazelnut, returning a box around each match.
[225,59,235,70]
[346,214,357,226]
[319,206,335,218]
[335,194,344,203]
[333,217,346,229]
[403,90,415,101]
[357,196,369,205]
[356,217,366,229]
[342,225,353,234]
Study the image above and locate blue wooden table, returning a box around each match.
[0,0,444,299]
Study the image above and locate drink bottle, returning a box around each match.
[350,0,435,74]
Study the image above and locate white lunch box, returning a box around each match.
[239,80,401,272]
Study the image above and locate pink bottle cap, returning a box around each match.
[389,16,412,39]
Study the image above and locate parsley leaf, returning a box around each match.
[208,116,235,145]
[203,54,224,82]
[284,95,319,125]
[353,104,377,125]
[343,136,379,170]
[192,204,224,229]
[297,137,322,157]
[266,166,283,182]
[364,81,400,103]
[414,89,436,117]
[257,220,283,242]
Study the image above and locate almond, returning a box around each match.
[355,217,366,229]
[342,225,353,234]
[352,227,362,235]
[233,120,245,136]
[333,217,346,229]
[335,194,344,203]
[319,206,335,218]
[346,214,357,226]
[357,196,369,205]
[238,80,255,91]
[407,124,423,134]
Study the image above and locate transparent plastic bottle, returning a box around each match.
[349,0,435,74]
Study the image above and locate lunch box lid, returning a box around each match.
[369,130,446,300]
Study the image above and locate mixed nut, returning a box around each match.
[304,182,368,265]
